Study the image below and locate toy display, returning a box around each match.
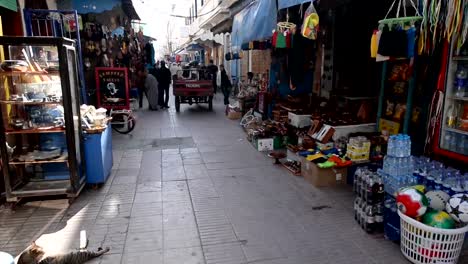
[396,187,429,218]
[446,193,468,223]
[425,190,450,211]
[422,209,456,229]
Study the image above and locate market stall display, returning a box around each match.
[0,36,85,204]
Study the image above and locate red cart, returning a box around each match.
[173,69,214,112]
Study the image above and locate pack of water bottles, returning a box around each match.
[378,134,417,196]
[353,167,385,234]
[387,134,411,157]
[413,157,468,195]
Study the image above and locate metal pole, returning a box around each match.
[376,61,388,131]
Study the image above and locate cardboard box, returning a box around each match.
[288,112,311,128]
[301,158,347,187]
[255,138,274,152]
[227,111,242,120]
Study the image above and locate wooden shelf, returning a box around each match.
[9,157,68,165]
[0,71,59,76]
[0,100,62,105]
[448,96,468,101]
[445,127,468,136]
[453,56,468,61]
[11,180,69,196]
[6,127,65,135]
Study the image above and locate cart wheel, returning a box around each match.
[112,113,136,134]
[208,96,213,111]
[175,96,181,112]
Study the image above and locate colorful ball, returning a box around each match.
[426,190,450,211]
[422,210,455,229]
[397,187,428,218]
[446,193,468,223]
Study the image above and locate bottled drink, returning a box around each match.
[354,197,360,222]
[362,173,369,202]
[451,171,464,194]
[366,176,375,204]
[443,132,452,150]
[455,67,467,97]
[459,135,468,155]
[449,133,458,152]
[375,176,385,204]
[365,204,375,234]
[434,165,445,191]
[446,106,458,128]
[360,199,366,228]
[375,203,384,233]
[353,168,360,194]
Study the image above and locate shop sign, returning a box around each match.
[95,67,129,110]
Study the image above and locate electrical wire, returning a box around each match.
[169,2,222,19]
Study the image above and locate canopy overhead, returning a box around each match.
[231,0,276,49]
[185,43,205,52]
[278,0,313,9]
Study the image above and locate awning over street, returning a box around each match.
[185,43,205,52]
[231,0,276,49]
[278,0,313,9]
[122,0,140,20]
[0,0,17,11]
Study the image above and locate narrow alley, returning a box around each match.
[0,97,409,264]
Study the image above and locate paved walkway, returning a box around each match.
[1,95,419,263]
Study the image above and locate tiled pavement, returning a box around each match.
[1,95,459,264]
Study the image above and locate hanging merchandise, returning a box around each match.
[301,2,319,40]
[374,0,422,59]
[273,10,296,49]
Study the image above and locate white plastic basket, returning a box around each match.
[398,210,468,264]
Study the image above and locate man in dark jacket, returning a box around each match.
[157,61,172,108]
[206,60,218,94]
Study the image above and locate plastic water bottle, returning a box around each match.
[442,171,454,195]
[458,135,467,155]
[455,67,467,97]
[433,164,445,190]
[449,133,459,153]
[451,171,464,194]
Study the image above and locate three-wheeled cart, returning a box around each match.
[173,69,214,112]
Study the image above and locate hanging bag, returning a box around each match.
[301,2,319,40]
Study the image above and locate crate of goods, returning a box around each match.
[347,137,371,161]
[288,113,311,128]
[273,110,288,122]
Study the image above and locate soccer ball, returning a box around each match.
[422,209,455,229]
[426,190,450,211]
[397,187,428,218]
[446,193,468,223]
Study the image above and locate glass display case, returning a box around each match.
[438,42,468,161]
[0,36,85,203]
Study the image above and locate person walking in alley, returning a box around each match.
[207,59,218,94]
[217,64,232,110]
[158,61,172,109]
[138,68,159,111]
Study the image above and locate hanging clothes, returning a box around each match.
[378,25,409,57]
